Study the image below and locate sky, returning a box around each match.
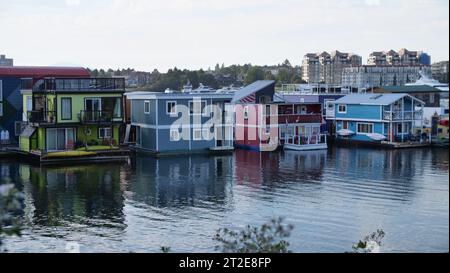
[0,0,448,72]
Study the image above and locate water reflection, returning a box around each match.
[0,146,448,252]
[129,155,234,208]
[18,164,126,228]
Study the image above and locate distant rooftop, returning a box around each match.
[0,66,89,78]
[379,85,442,93]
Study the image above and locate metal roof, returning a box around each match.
[334,93,425,106]
[379,85,442,93]
[125,91,234,100]
[0,66,90,79]
[231,80,275,103]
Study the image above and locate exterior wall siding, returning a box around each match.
[335,104,381,120]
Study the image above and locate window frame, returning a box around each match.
[337,104,347,114]
[166,101,177,116]
[170,128,180,141]
[98,127,112,139]
[144,100,150,115]
[193,128,203,141]
[61,97,72,120]
[356,122,374,134]
[189,100,207,116]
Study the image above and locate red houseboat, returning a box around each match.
[233,80,327,151]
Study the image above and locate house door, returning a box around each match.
[46,128,75,151]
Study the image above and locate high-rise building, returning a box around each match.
[368,49,431,66]
[0,54,13,67]
[301,51,362,85]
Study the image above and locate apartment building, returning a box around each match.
[301,51,362,85]
[368,49,431,66]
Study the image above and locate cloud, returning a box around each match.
[0,0,448,71]
[65,0,80,6]
[365,0,381,6]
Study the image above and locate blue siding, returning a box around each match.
[0,77,23,141]
[335,104,381,120]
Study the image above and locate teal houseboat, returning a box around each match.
[332,93,427,146]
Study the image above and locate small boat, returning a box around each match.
[367,133,387,141]
[337,129,355,136]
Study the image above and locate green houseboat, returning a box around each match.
[19,78,126,159]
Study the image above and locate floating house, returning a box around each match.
[19,78,125,157]
[125,90,234,155]
[0,66,89,144]
[233,80,327,151]
[332,93,427,145]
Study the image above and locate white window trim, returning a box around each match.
[144,100,150,114]
[193,128,203,141]
[170,129,180,141]
[356,122,374,135]
[338,104,347,114]
[98,127,112,139]
[189,100,208,116]
[166,101,177,116]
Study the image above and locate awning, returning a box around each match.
[20,126,36,138]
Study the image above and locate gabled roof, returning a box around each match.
[231,80,275,103]
[334,93,425,106]
[379,85,442,93]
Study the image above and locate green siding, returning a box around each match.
[57,94,123,124]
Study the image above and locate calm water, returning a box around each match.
[1,147,448,253]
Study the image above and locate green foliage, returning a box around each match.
[351,229,385,253]
[0,184,24,250]
[244,67,265,85]
[214,217,294,253]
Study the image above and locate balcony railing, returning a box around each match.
[27,110,56,124]
[383,110,423,121]
[79,111,113,124]
[33,78,125,92]
[265,114,322,124]
[284,134,327,146]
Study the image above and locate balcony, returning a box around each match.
[383,110,423,121]
[27,110,56,125]
[79,111,114,124]
[33,78,125,92]
[265,114,322,125]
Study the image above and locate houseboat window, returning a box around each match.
[85,98,102,112]
[98,127,112,139]
[193,129,202,141]
[61,98,72,120]
[430,94,435,104]
[265,105,271,116]
[144,101,150,114]
[170,129,180,141]
[312,126,320,135]
[343,121,349,129]
[166,101,177,115]
[243,106,249,119]
[46,128,75,151]
[357,123,374,134]
[113,98,122,118]
[338,104,347,113]
[325,100,334,110]
[26,96,32,112]
[203,128,211,140]
[265,125,270,134]
[189,100,207,116]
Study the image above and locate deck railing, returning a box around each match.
[79,111,113,124]
[383,110,423,121]
[27,110,56,124]
[284,134,327,146]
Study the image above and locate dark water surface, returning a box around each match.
[1,147,448,253]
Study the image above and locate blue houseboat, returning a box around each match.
[332,93,427,145]
[125,90,234,155]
